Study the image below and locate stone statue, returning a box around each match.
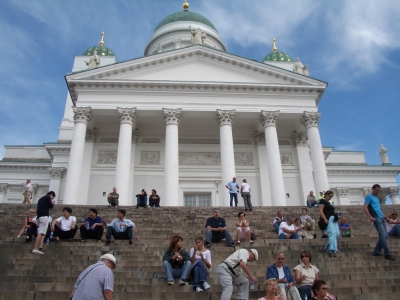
[190,26,206,45]
[156,43,164,54]
[293,57,309,76]
[379,144,391,164]
[85,50,100,69]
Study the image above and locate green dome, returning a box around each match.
[263,51,293,62]
[154,10,217,32]
[83,45,115,56]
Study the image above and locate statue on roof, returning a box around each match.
[293,57,309,76]
[85,50,100,69]
[379,144,391,164]
[190,26,206,45]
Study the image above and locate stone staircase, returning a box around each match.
[0,204,400,300]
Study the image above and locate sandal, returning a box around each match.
[55,237,60,242]
[249,240,254,244]
[236,241,240,245]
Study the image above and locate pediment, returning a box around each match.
[66,46,326,88]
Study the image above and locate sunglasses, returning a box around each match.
[277,258,284,260]
[320,287,328,290]
[301,256,309,258]
[392,214,397,216]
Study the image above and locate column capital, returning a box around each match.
[336,187,349,197]
[253,132,266,145]
[301,111,321,129]
[217,109,235,126]
[49,167,65,179]
[259,110,279,128]
[72,107,92,124]
[163,108,182,125]
[363,187,372,197]
[292,131,308,146]
[389,186,399,197]
[0,183,8,194]
[117,107,136,125]
[85,128,98,142]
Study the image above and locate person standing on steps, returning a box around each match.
[226,177,240,207]
[240,179,253,211]
[364,184,395,260]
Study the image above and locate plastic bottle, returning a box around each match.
[86,223,90,230]
[45,237,50,245]
[338,210,341,217]
[50,232,53,239]
[249,281,255,290]
[304,293,308,300]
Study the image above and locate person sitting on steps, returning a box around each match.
[104,209,135,245]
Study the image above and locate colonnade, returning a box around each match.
[62,107,330,206]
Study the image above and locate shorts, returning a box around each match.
[37,216,49,235]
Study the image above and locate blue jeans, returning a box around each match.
[229,193,238,206]
[373,217,391,256]
[163,260,192,282]
[298,285,312,300]
[388,224,400,237]
[273,223,280,233]
[206,229,233,246]
[278,233,300,240]
[325,215,340,253]
[192,262,208,288]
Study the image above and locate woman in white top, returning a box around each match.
[236,212,254,245]
[258,278,286,300]
[386,210,400,237]
[294,250,319,300]
[189,236,212,292]
[240,179,253,211]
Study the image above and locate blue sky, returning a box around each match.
[0,0,399,183]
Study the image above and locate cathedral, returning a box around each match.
[0,1,399,206]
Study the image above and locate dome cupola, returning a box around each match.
[83,32,115,56]
[262,38,293,62]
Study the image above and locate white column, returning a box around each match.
[336,187,350,205]
[49,168,65,203]
[217,109,236,206]
[163,108,181,206]
[389,186,400,204]
[293,131,316,205]
[0,184,8,203]
[115,108,136,206]
[254,132,271,206]
[63,107,92,205]
[79,129,97,204]
[301,112,330,194]
[259,111,286,206]
[128,130,139,205]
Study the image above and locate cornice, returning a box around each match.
[0,162,51,170]
[45,144,71,160]
[327,167,400,175]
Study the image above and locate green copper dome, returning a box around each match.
[154,10,217,32]
[83,45,115,56]
[263,51,293,62]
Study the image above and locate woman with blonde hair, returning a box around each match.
[258,278,286,300]
[189,236,212,292]
[17,208,36,238]
[236,212,254,245]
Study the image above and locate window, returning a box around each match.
[184,194,211,207]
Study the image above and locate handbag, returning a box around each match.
[318,218,328,230]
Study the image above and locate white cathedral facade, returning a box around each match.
[1,2,399,207]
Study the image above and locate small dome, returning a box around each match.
[154,10,218,32]
[263,51,293,62]
[83,45,115,56]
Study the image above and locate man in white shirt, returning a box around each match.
[217,248,258,300]
[51,207,77,241]
[278,217,301,240]
[22,179,33,204]
[104,209,135,245]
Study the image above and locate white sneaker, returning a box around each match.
[203,282,211,290]
[32,250,44,255]
[196,287,204,292]
[17,236,21,238]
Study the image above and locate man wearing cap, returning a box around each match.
[217,248,258,300]
[70,253,116,300]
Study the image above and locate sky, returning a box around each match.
[0,0,399,184]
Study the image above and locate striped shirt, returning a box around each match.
[72,261,114,300]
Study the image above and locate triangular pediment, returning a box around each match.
[66,46,326,88]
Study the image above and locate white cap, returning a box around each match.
[250,249,258,261]
[100,254,117,267]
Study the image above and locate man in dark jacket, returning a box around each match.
[32,191,55,254]
[266,251,301,300]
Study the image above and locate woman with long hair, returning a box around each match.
[189,236,212,292]
[318,190,340,257]
[162,235,192,285]
[294,250,319,300]
[17,209,35,238]
[258,278,286,300]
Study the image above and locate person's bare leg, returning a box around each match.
[247,230,251,242]
[18,226,26,237]
[33,234,45,251]
[236,230,240,244]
